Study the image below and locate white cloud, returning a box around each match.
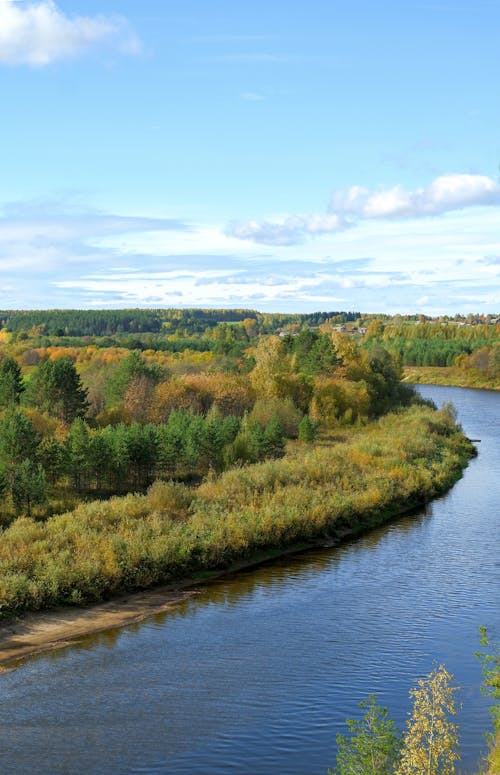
[229,174,500,245]
[227,213,348,246]
[331,174,500,219]
[0,0,139,65]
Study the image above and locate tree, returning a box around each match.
[475,626,500,726]
[263,416,285,458]
[11,458,47,517]
[250,335,291,399]
[66,418,92,491]
[396,665,460,775]
[103,351,162,409]
[330,695,401,775]
[26,357,88,424]
[0,356,24,407]
[0,410,39,474]
[298,415,318,442]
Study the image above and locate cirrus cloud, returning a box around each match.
[0,0,139,66]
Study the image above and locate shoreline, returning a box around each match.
[0,501,436,669]
[403,367,500,392]
[0,536,343,669]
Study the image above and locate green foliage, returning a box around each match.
[0,410,39,472]
[0,356,24,407]
[286,329,341,376]
[476,627,500,727]
[250,397,303,438]
[11,459,47,517]
[330,696,401,775]
[103,351,162,409]
[298,415,318,442]
[25,357,88,423]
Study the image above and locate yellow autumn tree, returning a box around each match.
[396,665,460,775]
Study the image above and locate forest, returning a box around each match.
[0,308,495,523]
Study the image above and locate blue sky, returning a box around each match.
[0,0,499,314]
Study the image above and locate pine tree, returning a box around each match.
[11,459,47,517]
[263,416,285,458]
[396,665,460,775]
[26,357,88,424]
[298,415,318,442]
[0,356,24,407]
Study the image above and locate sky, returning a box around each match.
[0,0,499,315]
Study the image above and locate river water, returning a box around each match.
[0,385,498,775]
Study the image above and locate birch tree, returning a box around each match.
[396,665,460,775]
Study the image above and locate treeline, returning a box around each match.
[0,308,360,339]
[364,319,500,368]
[380,337,477,366]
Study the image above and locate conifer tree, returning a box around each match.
[298,415,318,442]
[11,459,47,517]
[0,356,24,407]
[26,357,88,424]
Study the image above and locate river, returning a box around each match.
[0,385,498,775]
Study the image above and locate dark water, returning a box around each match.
[0,386,498,775]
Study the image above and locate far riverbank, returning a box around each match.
[403,365,500,391]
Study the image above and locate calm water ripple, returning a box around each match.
[0,385,498,774]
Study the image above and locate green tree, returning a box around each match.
[38,437,67,485]
[11,458,47,517]
[330,695,401,775]
[104,351,162,409]
[298,415,318,442]
[0,356,24,407]
[475,627,500,727]
[263,416,285,458]
[0,410,39,475]
[396,665,460,775]
[26,357,88,424]
[66,418,92,491]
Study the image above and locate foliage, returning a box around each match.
[11,459,47,517]
[330,696,401,775]
[476,627,500,724]
[0,356,24,407]
[298,415,318,442]
[24,357,88,424]
[396,665,460,775]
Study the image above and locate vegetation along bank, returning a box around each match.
[0,403,473,618]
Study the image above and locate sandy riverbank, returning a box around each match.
[0,539,330,669]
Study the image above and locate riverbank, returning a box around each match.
[403,365,500,391]
[0,507,425,668]
[0,404,474,663]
